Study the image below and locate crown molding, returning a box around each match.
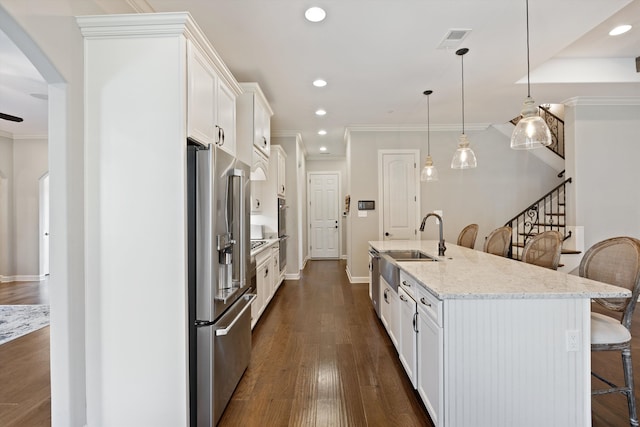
[346,123,491,132]
[76,12,242,95]
[564,96,640,107]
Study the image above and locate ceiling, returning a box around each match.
[1,0,639,157]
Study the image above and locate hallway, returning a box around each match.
[219,260,432,426]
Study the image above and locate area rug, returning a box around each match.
[0,304,50,345]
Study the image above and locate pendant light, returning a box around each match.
[451,48,477,169]
[510,0,552,149]
[421,90,439,182]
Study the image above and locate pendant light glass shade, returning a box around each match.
[451,48,477,169]
[510,97,552,149]
[451,134,477,169]
[421,155,439,181]
[421,89,439,182]
[511,0,552,150]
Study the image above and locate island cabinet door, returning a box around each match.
[398,286,418,388]
[417,289,443,426]
[379,276,399,349]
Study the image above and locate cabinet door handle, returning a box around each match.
[215,125,225,146]
[264,268,269,278]
[420,297,431,307]
[262,136,267,147]
[383,289,388,302]
[402,280,410,287]
[399,294,407,302]
[413,312,419,333]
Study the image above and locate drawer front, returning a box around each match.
[399,271,418,300]
[416,283,443,327]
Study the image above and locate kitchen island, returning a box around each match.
[368,240,631,427]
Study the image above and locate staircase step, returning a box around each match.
[531,223,566,227]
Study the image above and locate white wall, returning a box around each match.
[306,157,347,258]
[0,135,48,281]
[0,133,13,279]
[346,127,561,279]
[13,137,48,278]
[566,99,640,251]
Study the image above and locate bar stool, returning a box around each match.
[483,226,512,257]
[457,223,479,249]
[521,230,563,270]
[580,236,640,427]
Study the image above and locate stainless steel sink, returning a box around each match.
[383,250,439,262]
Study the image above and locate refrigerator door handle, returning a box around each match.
[215,294,256,336]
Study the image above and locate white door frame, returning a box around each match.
[377,149,421,240]
[39,172,50,277]
[307,170,341,259]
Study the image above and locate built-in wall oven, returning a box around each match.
[277,198,287,273]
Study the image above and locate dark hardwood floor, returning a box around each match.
[219,260,431,426]
[1,263,639,426]
[0,279,51,427]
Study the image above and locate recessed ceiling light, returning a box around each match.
[609,25,632,36]
[320,146,327,152]
[315,109,327,116]
[318,130,327,135]
[305,7,326,22]
[313,79,327,87]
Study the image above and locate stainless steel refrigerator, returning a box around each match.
[187,140,254,426]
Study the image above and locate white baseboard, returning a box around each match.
[345,265,368,284]
[285,272,300,280]
[0,274,47,283]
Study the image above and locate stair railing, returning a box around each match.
[505,178,572,260]
[539,105,565,159]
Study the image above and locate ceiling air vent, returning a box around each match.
[437,29,472,49]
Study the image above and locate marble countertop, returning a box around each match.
[369,240,631,300]
[250,238,279,257]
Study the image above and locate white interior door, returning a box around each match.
[379,151,419,240]
[308,172,340,258]
[39,173,50,276]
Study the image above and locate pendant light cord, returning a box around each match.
[461,53,465,135]
[526,0,531,98]
[427,93,431,155]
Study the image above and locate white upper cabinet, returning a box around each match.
[216,79,236,155]
[273,145,286,197]
[237,83,273,174]
[187,40,238,155]
[187,42,217,145]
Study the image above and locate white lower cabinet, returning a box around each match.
[379,275,399,349]
[272,244,282,291]
[251,243,284,330]
[415,280,444,426]
[251,249,271,329]
[398,285,418,388]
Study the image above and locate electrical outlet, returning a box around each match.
[566,330,580,352]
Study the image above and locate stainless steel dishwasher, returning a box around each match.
[369,248,381,318]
